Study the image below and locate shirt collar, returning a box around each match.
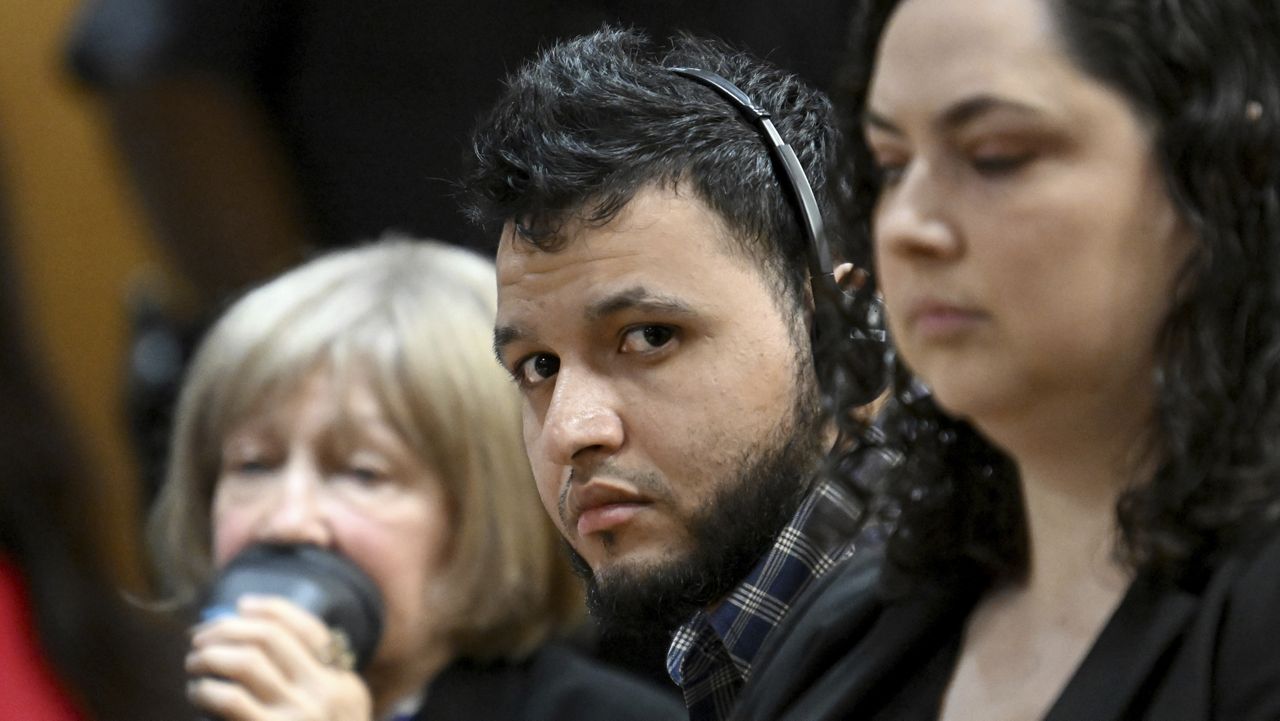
[665,475,864,719]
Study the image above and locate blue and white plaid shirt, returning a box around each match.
[665,476,865,721]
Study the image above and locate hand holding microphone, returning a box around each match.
[186,543,384,721]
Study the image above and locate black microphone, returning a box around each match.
[200,543,385,672]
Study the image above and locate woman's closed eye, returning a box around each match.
[863,127,910,188]
[222,451,279,476]
[339,464,387,484]
[875,162,907,187]
[970,150,1034,176]
[866,145,910,188]
[964,131,1050,177]
[335,450,395,485]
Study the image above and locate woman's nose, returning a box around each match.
[874,160,961,261]
[256,461,334,548]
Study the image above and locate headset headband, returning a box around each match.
[668,66,834,280]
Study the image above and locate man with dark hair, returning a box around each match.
[466,27,874,721]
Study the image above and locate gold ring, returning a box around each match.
[319,629,356,672]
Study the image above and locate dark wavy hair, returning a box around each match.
[464,26,825,302]
[823,0,1280,587]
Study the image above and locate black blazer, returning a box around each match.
[416,643,684,721]
[732,532,1280,721]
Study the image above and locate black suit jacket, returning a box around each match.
[416,643,684,721]
[732,531,1280,721]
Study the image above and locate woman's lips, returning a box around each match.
[906,299,986,339]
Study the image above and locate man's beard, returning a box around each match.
[564,385,827,642]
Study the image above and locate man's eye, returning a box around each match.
[516,353,560,386]
[620,325,675,353]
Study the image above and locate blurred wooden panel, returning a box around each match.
[0,0,173,589]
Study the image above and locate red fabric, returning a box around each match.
[0,555,86,720]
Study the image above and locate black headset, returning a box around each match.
[669,66,888,405]
[669,66,835,288]
[668,66,886,328]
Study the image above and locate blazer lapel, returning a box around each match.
[1044,575,1199,721]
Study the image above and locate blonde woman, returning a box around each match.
[151,239,681,721]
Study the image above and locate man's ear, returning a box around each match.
[833,262,870,293]
[804,262,876,347]
[804,263,862,340]
[833,262,855,287]
[802,274,818,342]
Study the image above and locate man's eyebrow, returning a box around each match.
[493,324,525,363]
[584,287,697,322]
[492,288,695,362]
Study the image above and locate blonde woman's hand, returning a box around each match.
[186,595,373,721]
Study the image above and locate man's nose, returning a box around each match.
[256,460,334,548]
[540,366,624,467]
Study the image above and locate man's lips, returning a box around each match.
[569,482,651,538]
[577,504,648,537]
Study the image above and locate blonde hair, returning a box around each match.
[151,238,583,659]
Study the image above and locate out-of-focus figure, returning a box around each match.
[0,181,187,720]
[150,238,683,720]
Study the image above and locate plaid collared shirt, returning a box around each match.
[665,475,866,721]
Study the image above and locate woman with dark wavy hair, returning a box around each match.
[732,0,1280,719]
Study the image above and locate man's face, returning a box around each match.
[494,183,824,628]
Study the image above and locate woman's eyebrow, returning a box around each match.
[865,94,1044,135]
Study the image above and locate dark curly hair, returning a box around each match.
[823,0,1280,588]
[463,26,887,416]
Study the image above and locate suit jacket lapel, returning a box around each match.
[1044,575,1199,721]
